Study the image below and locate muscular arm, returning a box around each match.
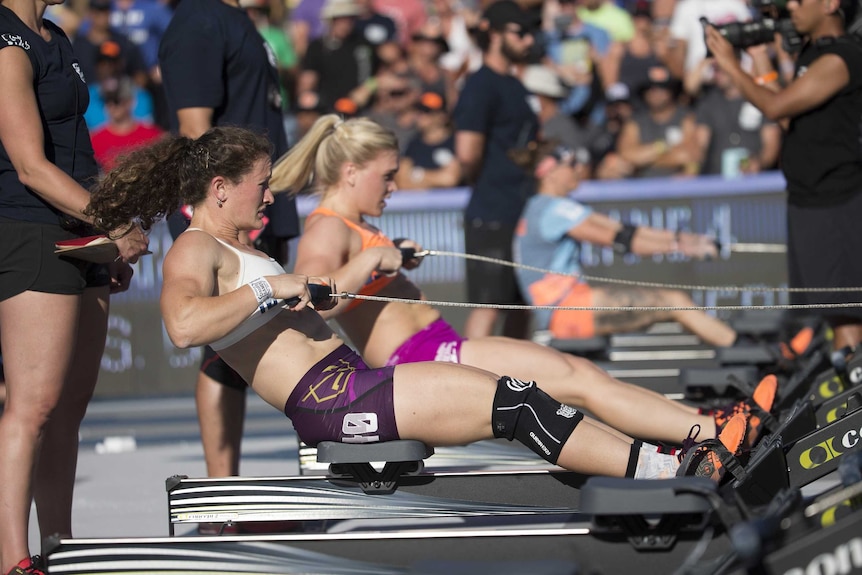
[161,233,312,348]
[0,47,92,222]
[569,212,713,257]
[0,47,149,261]
[293,216,403,319]
[706,26,850,121]
[568,212,677,254]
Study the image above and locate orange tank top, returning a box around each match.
[309,206,397,310]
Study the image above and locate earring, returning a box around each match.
[217,199,224,208]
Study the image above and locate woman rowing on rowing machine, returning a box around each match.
[87,124,749,483]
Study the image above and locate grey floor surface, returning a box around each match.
[28,393,299,555]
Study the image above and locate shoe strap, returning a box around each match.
[710,441,748,482]
[678,438,747,482]
[751,404,779,432]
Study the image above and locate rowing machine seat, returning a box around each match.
[580,476,715,516]
[317,440,434,464]
[317,440,434,494]
[581,476,725,550]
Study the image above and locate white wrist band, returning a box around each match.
[249,277,273,305]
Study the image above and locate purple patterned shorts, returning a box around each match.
[284,345,399,447]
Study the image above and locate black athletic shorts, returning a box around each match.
[0,217,110,302]
[787,192,862,321]
[464,218,524,305]
[200,345,247,391]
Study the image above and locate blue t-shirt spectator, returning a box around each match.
[514,194,593,332]
[110,0,173,70]
[543,23,611,116]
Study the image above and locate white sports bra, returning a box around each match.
[184,228,287,351]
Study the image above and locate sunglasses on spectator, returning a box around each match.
[551,146,590,168]
[504,25,531,39]
[382,88,410,98]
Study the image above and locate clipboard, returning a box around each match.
[54,235,120,263]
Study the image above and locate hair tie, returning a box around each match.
[193,144,210,169]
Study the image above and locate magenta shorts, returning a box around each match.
[385,319,464,366]
[284,345,399,447]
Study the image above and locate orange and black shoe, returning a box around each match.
[779,326,816,360]
[5,556,44,575]
[713,374,779,450]
[677,412,748,482]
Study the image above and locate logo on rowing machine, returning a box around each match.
[506,377,535,393]
[815,375,846,401]
[798,426,862,470]
[819,498,860,528]
[781,536,862,575]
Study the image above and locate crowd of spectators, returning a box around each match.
[53,0,781,180]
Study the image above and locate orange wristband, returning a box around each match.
[754,71,778,86]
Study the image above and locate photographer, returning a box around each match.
[705,0,862,351]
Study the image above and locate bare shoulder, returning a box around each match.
[164,230,222,274]
[302,212,353,243]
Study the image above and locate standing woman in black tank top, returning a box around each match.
[0,0,149,571]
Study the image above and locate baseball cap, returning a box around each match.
[321,0,362,20]
[414,91,446,113]
[522,65,567,99]
[639,65,680,93]
[333,97,359,117]
[89,0,112,11]
[482,0,530,31]
[98,40,122,61]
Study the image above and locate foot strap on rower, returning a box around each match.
[678,438,748,483]
[492,376,584,464]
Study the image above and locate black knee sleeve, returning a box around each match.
[492,376,584,464]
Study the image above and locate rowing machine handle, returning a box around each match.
[400,246,417,261]
[284,283,332,308]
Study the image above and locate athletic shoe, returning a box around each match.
[713,374,778,449]
[5,556,44,575]
[677,413,747,482]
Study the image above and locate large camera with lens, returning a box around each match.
[702,0,802,53]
